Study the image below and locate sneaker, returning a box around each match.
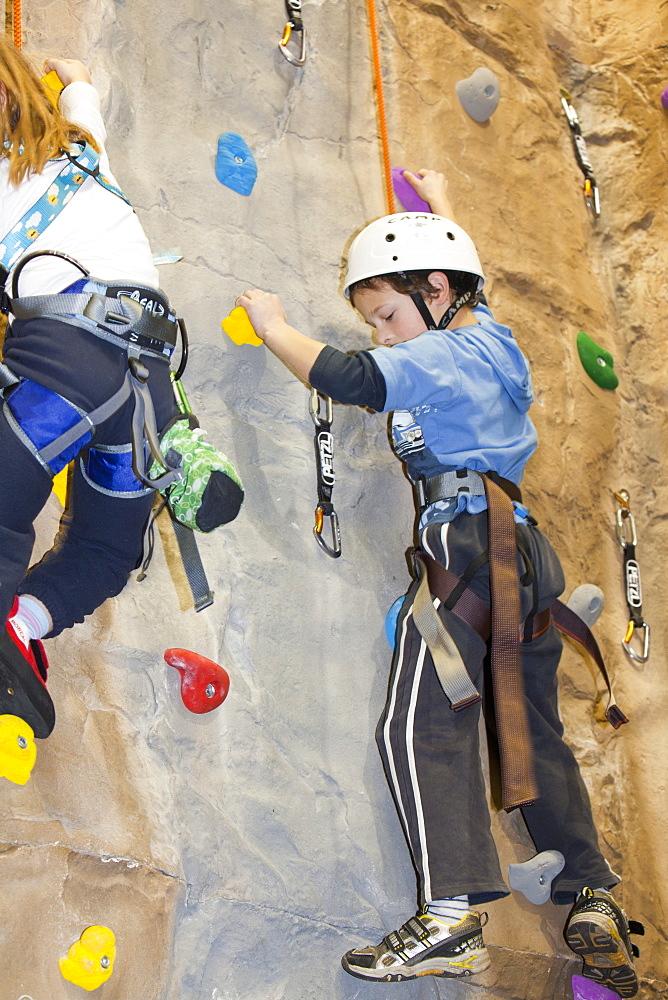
[565,887,644,998]
[341,909,490,982]
[0,600,55,739]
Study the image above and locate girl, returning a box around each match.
[0,39,181,743]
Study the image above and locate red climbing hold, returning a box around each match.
[164,648,230,714]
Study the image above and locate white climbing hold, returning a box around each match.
[455,67,500,122]
[508,849,565,904]
[566,584,605,628]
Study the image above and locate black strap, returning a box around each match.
[171,519,214,612]
[621,540,644,628]
[409,288,474,332]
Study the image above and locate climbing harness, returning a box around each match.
[560,88,600,218]
[411,469,628,810]
[3,251,182,490]
[615,490,650,664]
[310,388,341,558]
[365,0,394,214]
[279,0,306,66]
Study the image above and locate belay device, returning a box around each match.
[615,489,650,663]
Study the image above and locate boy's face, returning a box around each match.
[353,285,427,347]
[353,276,449,347]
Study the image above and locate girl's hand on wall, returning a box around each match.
[43,58,92,87]
[236,289,286,341]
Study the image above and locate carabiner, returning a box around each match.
[622,620,650,664]
[314,504,341,558]
[279,0,306,68]
[309,387,332,428]
[614,490,637,548]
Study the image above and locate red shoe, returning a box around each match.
[0,599,55,738]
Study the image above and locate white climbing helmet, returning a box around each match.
[343,212,485,298]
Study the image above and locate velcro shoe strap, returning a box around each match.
[404,915,433,942]
[384,930,407,955]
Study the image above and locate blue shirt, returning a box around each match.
[370,304,537,523]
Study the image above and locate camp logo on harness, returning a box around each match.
[625,559,642,608]
[116,289,166,317]
[316,430,335,486]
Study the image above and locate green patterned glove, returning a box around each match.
[150,418,244,532]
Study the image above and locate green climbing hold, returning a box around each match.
[576,330,618,390]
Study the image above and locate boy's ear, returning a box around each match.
[426,271,452,303]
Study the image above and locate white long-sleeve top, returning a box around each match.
[0,81,159,296]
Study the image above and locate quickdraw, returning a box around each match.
[614,490,650,664]
[279,0,306,66]
[560,88,600,218]
[309,388,341,558]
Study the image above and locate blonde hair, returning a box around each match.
[0,36,98,186]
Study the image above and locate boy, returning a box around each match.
[236,170,641,997]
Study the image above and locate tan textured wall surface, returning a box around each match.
[1,1,666,998]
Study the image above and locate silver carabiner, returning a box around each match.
[614,489,637,548]
[279,21,306,66]
[314,505,341,558]
[309,387,332,427]
[622,620,650,664]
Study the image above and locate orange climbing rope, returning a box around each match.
[365,0,395,214]
[13,0,22,48]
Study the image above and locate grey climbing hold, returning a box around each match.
[567,584,605,628]
[508,849,565,904]
[455,67,500,123]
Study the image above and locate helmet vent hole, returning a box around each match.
[385,233,396,242]
[447,232,456,241]
[392,255,398,261]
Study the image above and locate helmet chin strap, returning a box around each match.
[409,289,473,331]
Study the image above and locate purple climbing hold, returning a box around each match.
[661,85,668,110]
[572,974,621,1000]
[391,168,432,213]
[215,133,258,196]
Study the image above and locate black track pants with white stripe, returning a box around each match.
[376,513,618,906]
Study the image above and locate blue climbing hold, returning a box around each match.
[385,595,406,650]
[215,133,258,196]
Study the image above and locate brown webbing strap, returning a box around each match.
[422,555,549,643]
[422,555,628,730]
[551,600,629,728]
[482,473,538,811]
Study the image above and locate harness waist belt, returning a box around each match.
[417,469,522,509]
[10,286,178,357]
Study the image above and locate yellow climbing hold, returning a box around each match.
[0,715,36,785]
[41,70,64,107]
[59,926,116,991]
[221,306,263,346]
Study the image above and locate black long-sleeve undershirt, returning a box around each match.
[308,345,387,411]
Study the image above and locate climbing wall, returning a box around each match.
[1,0,666,997]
